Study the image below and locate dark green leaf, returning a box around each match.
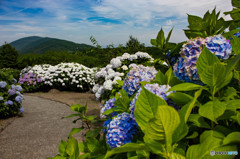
[188,114,211,129]
[69,128,83,137]
[167,92,193,105]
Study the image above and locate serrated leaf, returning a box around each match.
[66,137,79,158]
[167,92,193,105]
[197,46,220,75]
[154,70,167,85]
[188,114,210,129]
[199,99,226,123]
[134,87,167,132]
[69,128,83,137]
[146,105,180,150]
[59,140,67,156]
[168,83,202,92]
[222,132,240,146]
[104,143,148,159]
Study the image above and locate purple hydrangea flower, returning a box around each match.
[100,98,116,118]
[106,112,138,149]
[0,81,7,88]
[205,35,232,60]
[8,88,16,96]
[129,84,176,120]
[123,65,158,96]
[15,95,23,103]
[20,107,24,114]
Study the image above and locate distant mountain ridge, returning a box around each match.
[10,36,94,54]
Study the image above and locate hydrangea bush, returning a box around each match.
[20,63,96,92]
[93,51,154,100]
[0,81,24,118]
[51,1,240,158]
[19,72,43,92]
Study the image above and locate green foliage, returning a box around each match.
[0,68,20,84]
[0,43,18,69]
[184,8,229,39]
[224,0,240,30]
[126,35,146,54]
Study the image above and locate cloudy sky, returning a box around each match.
[0,0,233,47]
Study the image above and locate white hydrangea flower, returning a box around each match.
[103,80,113,90]
[92,84,100,93]
[110,58,122,68]
[121,65,128,71]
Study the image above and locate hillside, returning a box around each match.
[10,36,94,54]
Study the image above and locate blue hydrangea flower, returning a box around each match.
[129,84,176,120]
[15,95,23,103]
[14,85,23,92]
[100,98,116,118]
[234,28,240,38]
[106,112,138,149]
[8,88,16,96]
[0,96,3,101]
[123,65,158,96]
[5,100,13,106]
[205,35,232,60]
[173,35,232,83]
[102,119,111,134]
[0,81,7,88]
[20,107,24,114]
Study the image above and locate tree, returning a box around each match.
[0,43,18,68]
[126,35,145,54]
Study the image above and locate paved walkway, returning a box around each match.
[0,95,81,159]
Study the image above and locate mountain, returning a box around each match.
[10,36,94,54]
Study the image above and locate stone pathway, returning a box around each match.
[0,95,81,159]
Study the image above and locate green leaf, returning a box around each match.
[222,87,238,101]
[150,39,157,46]
[165,67,173,84]
[168,83,202,92]
[114,95,131,112]
[143,137,165,155]
[187,14,203,31]
[104,143,148,159]
[69,128,83,137]
[166,28,173,44]
[154,70,167,85]
[188,114,210,129]
[197,46,220,76]
[232,0,240,8]
[157,28,165,48]
[226,99,240,110]
[186,131,198,139]
[222,132,240,146]
[66,137,79,159]
[214,125,232,136]
[85,128,101,138]
[59,140,67,156]
[145,105,180,150]
[172,89,202,143]
[86,137,100,153]
[70,104,86,113]
[199,99,226,123]
[167,92,193,105]
[170,152,186,159]
[134,87,167,132]
[186,131,223,159]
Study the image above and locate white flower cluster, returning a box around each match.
[22,62,96,91]
[93,51,154,100]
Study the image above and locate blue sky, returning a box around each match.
[0,0,233,47]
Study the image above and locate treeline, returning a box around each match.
[0,36,165,70]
